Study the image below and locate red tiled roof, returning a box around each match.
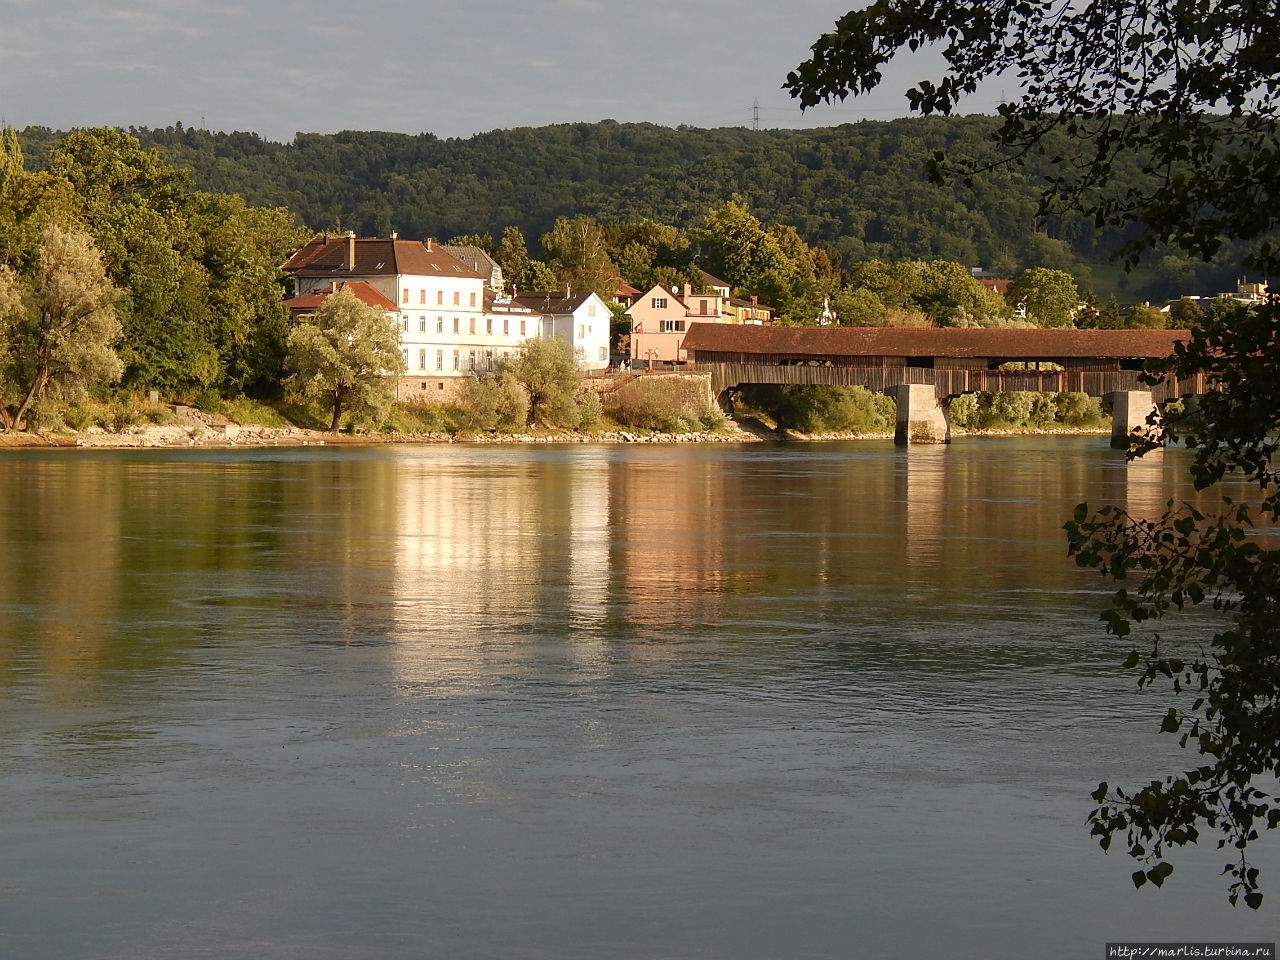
[283,281,398,312]
[283,235,485,280]
[681,323,1190,359]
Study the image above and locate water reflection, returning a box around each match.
[5,439,1271,960]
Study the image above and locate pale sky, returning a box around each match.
[0,0,1000,142]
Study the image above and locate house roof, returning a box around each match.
[696,268,730,290]
[283,235,486,280]
[511,290,601,315]
[681,323,1191,359]
[615,280,642,297]
[283,280,398,312]
[443,244,502,277]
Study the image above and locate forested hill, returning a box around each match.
[12,118,1249,293]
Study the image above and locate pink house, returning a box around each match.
[626,280,773,365]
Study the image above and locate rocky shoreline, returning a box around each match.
[0,405,1107,450]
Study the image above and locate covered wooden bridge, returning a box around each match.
[680,323,1200,445]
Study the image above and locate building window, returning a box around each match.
[419,289,426,304]
[699,300,709,315]
[503,318,509,335]
[468,350,476,370]
[588,303,596,317]
[437,290,443,305]
[436,349,443,371]
[403,288,409,304]
[401,348,409,366]
[437,316,444,333]
[453,317,459,334]
[470,292,477,307]
[519,320,526,336]
[486,317,492,335]
[662,319,685,333]
[452,350,459,371]
[453,291,460,306]
[652,296,666,309]
[469,317,476,334]
[578,323,585,340]
[599,346,607,362]
[402,317,410,332]
[419,316,427,332]
[419,349,426,370]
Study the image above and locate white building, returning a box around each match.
[283,233,534,399]
[512,289,612,370]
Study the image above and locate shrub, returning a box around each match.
[606,376,722,432]
[454,372,530,432]
[386,402,457,434]
[739,384,894,434]
[220,396,284,427]
[1054,391,1108,427]
[982,391,1036,426]
[108,396,143,432]
[194,388,222,414]
[576,390,603,431]
[948,393,979,427]
[63,400,96,431]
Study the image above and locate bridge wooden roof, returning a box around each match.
[682,323,1189,360]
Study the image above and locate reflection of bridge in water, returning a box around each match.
[681,324,1203,446]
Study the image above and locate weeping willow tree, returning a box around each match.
[0,223,123,431]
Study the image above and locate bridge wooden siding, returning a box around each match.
[696,361,1204,402]
[680,324,1200,402]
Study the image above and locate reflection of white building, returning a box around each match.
[387,451,612,679]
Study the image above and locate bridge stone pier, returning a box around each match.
[892,384,950,444]
[1106,390,1159,449]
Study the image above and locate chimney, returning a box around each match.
[345,231,355,271]
[565,283,571,298]
[425,237,434,252]
[390,231,398,240]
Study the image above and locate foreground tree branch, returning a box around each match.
[792,0,1280,906]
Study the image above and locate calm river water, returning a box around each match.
[0,437,1274,959]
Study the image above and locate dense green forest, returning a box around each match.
[13,119,1260,302]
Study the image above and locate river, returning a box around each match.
[0,437,1274,958]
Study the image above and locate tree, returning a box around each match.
[694,198,797,307]
[284,288,404,432]
[495,226,556,294]
[1006,268,1079,327]
[541,216,618,299]
[1124,303,1168,329]
[0,223,123,431]
[500,336,584,428]
[791,0,1280,906]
